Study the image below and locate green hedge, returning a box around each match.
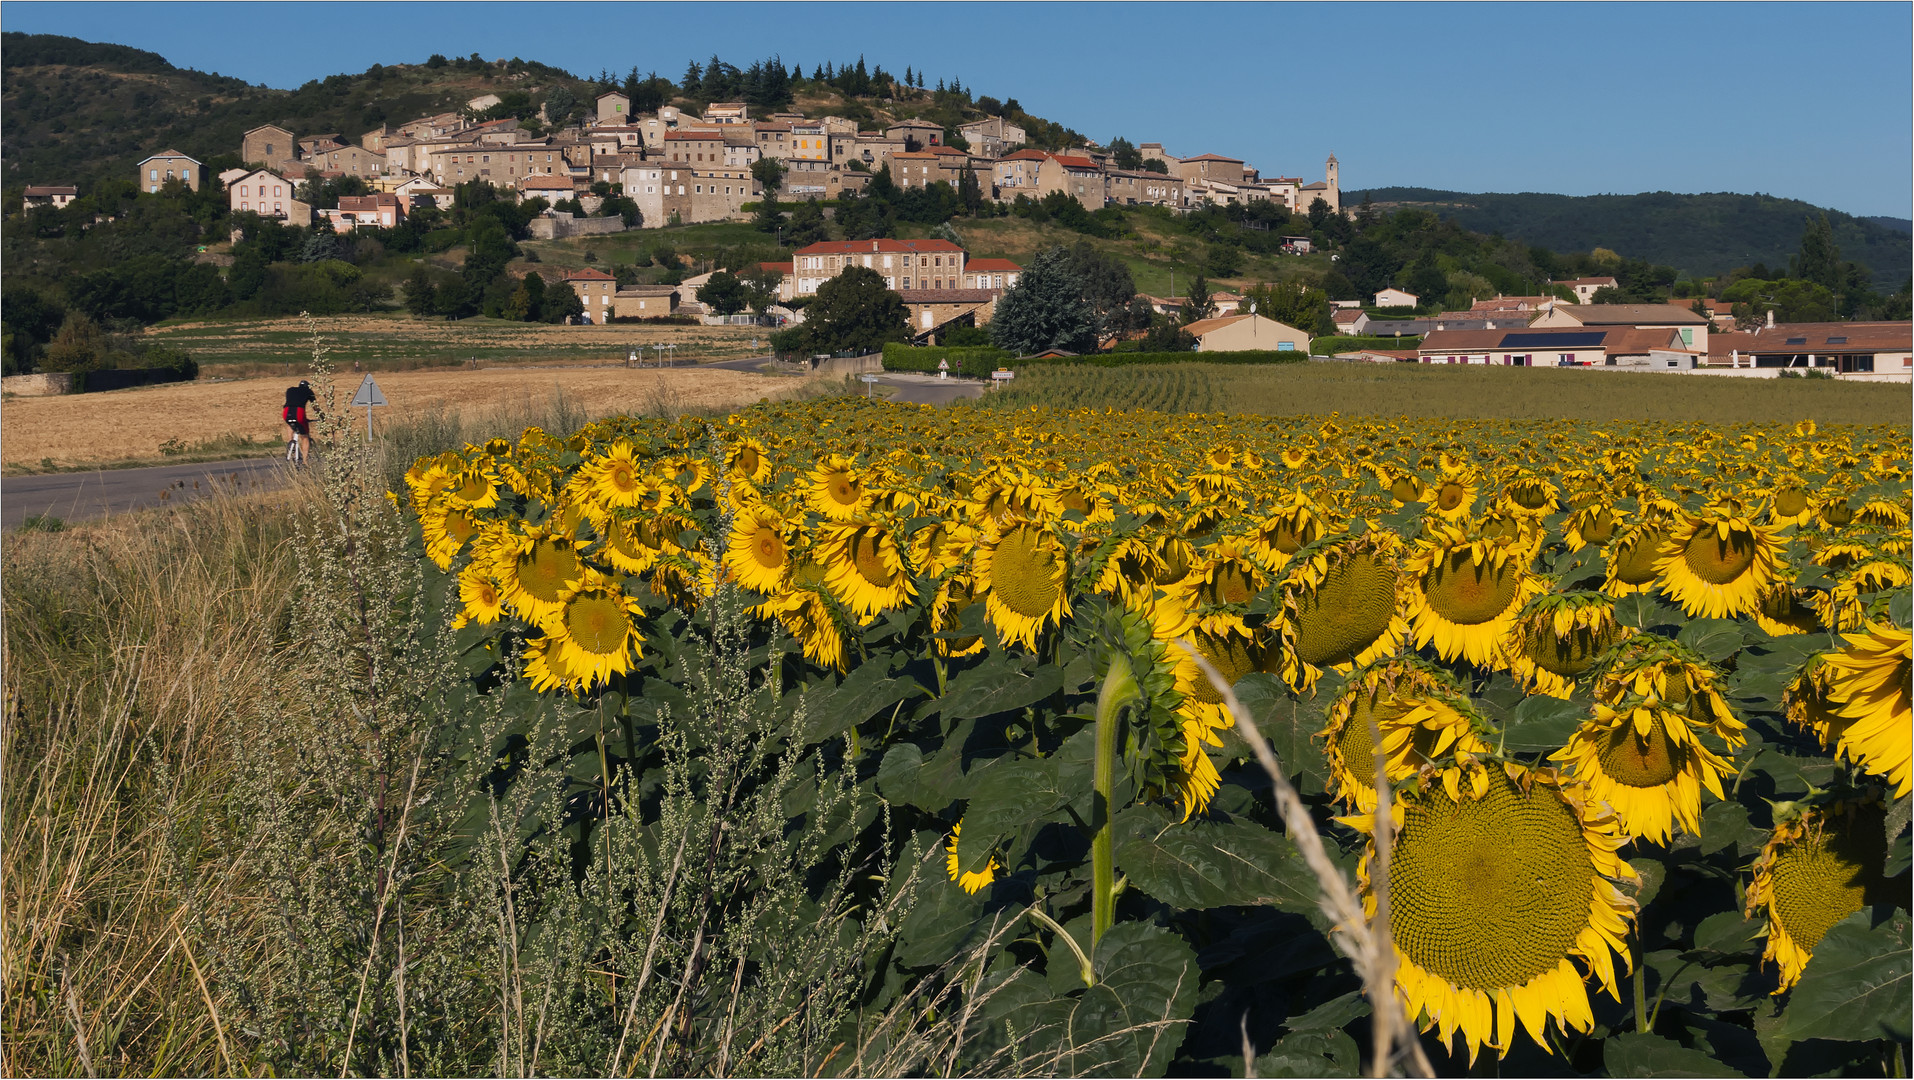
[881,344,1008,378]
[1310,335,1424,355]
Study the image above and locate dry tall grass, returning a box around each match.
[3,485,310,1075]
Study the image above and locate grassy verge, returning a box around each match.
[979,360,1914,425]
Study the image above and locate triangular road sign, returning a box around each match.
[350,374,387,407]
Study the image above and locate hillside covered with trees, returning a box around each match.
[1351,187,1911,288]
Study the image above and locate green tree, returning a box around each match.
[507,270,547,321]
[990,245,1099,354]
[698,270,749,315]
[742,266,784,314]
[542,279,584,323]
[39,311,107,372]
[1178,275,1215,325]
[956,168,984,216]
[774,265,908,355]
[401,264,437,318]
[1058,242,1136,339]
[1109,136,1142,171]
[785,199,831,246]
[1793,213,1841,291]
[751,157,787,197]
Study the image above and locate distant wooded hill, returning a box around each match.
[1350,187,1911,288]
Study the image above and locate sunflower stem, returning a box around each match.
[1091,652,1139,961]
[1632,937,1648,1034]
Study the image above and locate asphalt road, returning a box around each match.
[2,456,297,529]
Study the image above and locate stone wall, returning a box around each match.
[526,215,630,240]
[1,372,77,396]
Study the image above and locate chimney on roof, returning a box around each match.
[871,240,878,252]
[1765,308,1775,330]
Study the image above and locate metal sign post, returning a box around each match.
[350,374,387,438]
[859,374,880,397]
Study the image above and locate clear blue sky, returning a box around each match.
[8,1,1911,217]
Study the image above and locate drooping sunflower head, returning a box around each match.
[1500,591,1628,698]
[1563,503,1620,551]
[727,437,773,484]
[929,573,987,658]
[1172,537,1266,636]
[1276,531,1408,691]
[1602,515,1676,597]
[1817,621,1913,797]
[1747,799,1893,992]
[1406,527,1542,668]
[1350,763,1636,1063]
[446,462,502,510]
[1763,476,1815,527]
[1591,636,1745,746]
[1501,473,1560,517]
[1812,557,1912,633]
[1753,577,1822,637]
[945,820,1001,894]
[1318,659,1489,811]
[1653,513,1783,619]
[1550,689,1740,846]
[1248,492,1328,569]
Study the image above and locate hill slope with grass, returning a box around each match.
[1351,186,1911,287]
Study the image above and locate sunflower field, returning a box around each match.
[403,396,1911,1077]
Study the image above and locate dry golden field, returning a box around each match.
[3,364,805,471]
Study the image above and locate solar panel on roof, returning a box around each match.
[1498,332,1607,348]
[1825,336,1848,344]
[1784,337,1808,345]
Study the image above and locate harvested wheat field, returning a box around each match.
[3,365,807,471]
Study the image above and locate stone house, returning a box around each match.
[138,150,202,193]
[241,124,300,174]
[884,118,944,149]
[563,268,618,322]
[326,193,405,231]
[613,286,680,319]
[962,258,1021,291]
[1177,153,1247,185]
[957,116,1027,158]
[227,168,309,223]
[596,90,631,126]
[299,137,385,178]
[900,289,1001,341]
[21,185,77,211]
[661,131,727,167]
[704,102,750,125]
[790,238,967,296]
[520,174,581,202]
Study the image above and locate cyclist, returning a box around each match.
[283,380,317,464]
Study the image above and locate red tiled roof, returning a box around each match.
[1052,155,1099,170]
[999,149,1051,162]
[520,176,577,189]
[664,131,723,140]
[563,268,615,281]
[965,258,1022,272]
[758,261,794,274]
[793,239,966,255]
[23,185,77,196]
[926,145,970,157]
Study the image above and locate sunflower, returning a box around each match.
[1405,528,1543,668]
[1812,558,1912,633]
[1753,579,1821,637]
[909,519,977,579]
[1276,532,1409,691]
[1764,478,1815,527]
[1154,612,1271,818]
[1551,689,1741,846]
[819,520,917,622]
[1169,537,1265,636]
[493,524,587,627]
[1818,621,1912,797]
[1653,513,1783,619]
[1746,799,1893,992]
[764,587,848,672]
[724,504,794,596]
[1591,636,1745,746]
[452,565,507,629]
[1562,504,1620,551]
[929,573,987,658]
[808,454,870,521]
[445,462,502,510]
[945,820,1000,894]
[1427,467,1478,521]
[726,437,773,484]
[1319,661,1491,811]
[1602,519,1674,598]
[420,500,485,571]
[1348,764,1636,1063]
[580,441,652,510]
[1501,473,1560,517]
[973,520,1071,651]
[1247,493,1328,570]
[1500,592,1627,698]
[1854,497,1909,530]
[522,577,646,693]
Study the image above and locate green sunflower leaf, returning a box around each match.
[1113,804,1316,914]
[1757,908,1911,1055]
[1678,618,1747,663]
[1603,1032,1748,1078]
